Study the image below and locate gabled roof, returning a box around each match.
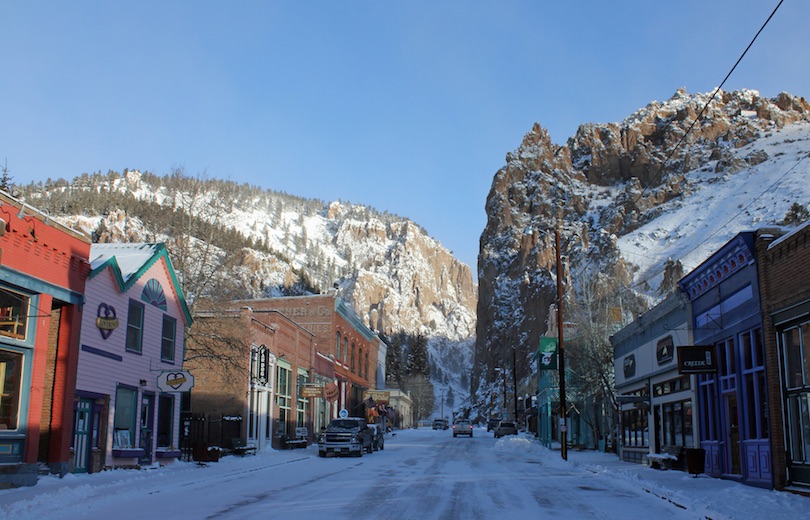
[89,243,192,325]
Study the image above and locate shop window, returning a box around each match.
[297,369,309,428]
[0,287,29,340]
[113,386,138,448]
[276,365,292,437]
[125,300,145,354]
[160,315,176,363]
[0,349,23,430]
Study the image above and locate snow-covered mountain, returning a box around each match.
[14,172,478,407]
[473,88,810,413]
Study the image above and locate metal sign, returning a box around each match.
[536,337,558,370]
[677,345,717,374]
[363,390,390,404]
[301,385,324,398]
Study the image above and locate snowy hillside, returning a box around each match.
[618,120,810,288]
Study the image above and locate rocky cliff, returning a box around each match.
[472,88,810,407]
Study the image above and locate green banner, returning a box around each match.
[537,337,558,370]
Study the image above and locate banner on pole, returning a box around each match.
[536,337,558,370]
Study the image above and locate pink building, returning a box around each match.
[73,243,191,472]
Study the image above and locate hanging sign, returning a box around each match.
[157,370,195,392]
[677,345,718,374]
[536,337,558,370]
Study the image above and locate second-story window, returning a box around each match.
[126,300,144,353]
[161,315,177,362]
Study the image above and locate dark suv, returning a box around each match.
[318,417,375,457]
[486,417,502,432]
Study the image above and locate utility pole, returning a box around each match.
[556,224,568,461]
[512,346,518,422]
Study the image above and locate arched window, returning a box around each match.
[351,343,356,373]
[335,332,341,359]
[343,337,348,364]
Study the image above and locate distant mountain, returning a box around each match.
[14,171,478,408]
[473,88,810,413]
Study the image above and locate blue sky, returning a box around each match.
[2,1,807,273]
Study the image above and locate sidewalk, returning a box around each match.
[524,437,809,519]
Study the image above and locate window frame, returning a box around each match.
[126,299,145,354]
[160,315,177,363]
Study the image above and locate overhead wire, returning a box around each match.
[569,0,787,289]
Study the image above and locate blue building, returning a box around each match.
[679,232,772,488]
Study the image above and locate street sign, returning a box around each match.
[339,408,348,418]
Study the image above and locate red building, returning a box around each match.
[0,191,91,487]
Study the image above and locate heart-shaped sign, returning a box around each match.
[96,303,119,340]
[166,373,187,389]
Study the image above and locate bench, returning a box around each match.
[230,438,257,456]
[648,445,684,470]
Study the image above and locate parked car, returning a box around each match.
[369,423,385,451]
[432,418,449,430]
[493,421,518,438]
[318,417,374,457]
[452,419,473,437]
[486,417,502,432]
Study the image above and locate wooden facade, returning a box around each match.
[74,243,192,472]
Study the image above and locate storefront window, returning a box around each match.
[297,369,309,429]
[113,386,138,448]
[276,365,292,436]
[0,288,29,340]
[621,407,648,448]
[0,349,23,430]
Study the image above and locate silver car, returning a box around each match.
[493,421,518,438]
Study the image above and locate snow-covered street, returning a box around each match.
[1,428,807,520]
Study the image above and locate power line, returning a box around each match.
[570,0,786,286]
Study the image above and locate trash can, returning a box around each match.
[685,448,705,477]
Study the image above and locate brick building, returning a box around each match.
[239,294,387,420]
[0,192,90,487]
[756,223,810,489]
[186,305,320,450]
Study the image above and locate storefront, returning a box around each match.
[612,293,696,468]
[0,192,90,487]
[679,232,772,488]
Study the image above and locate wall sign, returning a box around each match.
[95,303,119,339]
[623,354,636,379]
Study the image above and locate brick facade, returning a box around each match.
[756,225,810,489]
